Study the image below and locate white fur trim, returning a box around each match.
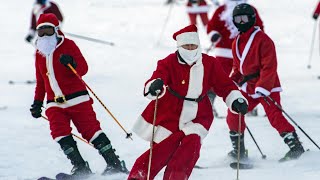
[240,82,247,92]
[179,59,204,128]
[176,32,200,47]
[255,87,270,96]
[250,87,282,99]
[214,48,233,58]
[235,28,261,74]
[132,116,172,143]
[36,22,56,29]
[46,95,90,109]
[187,5,211,13]
[28,29,36,36]
[46,52,64,99]
[225,90,247,114]
[54,135,68,142]
[144,79,166,100]
[181,122,208,143]
[208,30,220,39]
[89,130,104,143]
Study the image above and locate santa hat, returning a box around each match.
[173,25,200,47]
[36,13,59,29]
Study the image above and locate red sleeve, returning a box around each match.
[51,2,63,22]
[34,55,46,102]
[314,2,320,14]
[230,40,242,84]
[207,6,224,35]
[255,35,277,91]
[68,40,88,76]
[145,58,170,86]
[253,7,264,32]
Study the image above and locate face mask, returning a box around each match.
[178,46,202,65]
[36,34,57,56]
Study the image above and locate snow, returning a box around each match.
[0,0,320,179]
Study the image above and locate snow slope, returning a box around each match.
[0,0,320,179]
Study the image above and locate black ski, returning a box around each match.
[229,162,254,169]
[8,80,36,85]
[194,165,209,169]
[55,172,93,180]
[38,177,56,180]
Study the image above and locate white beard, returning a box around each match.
[220,0,247,39]
[36,34,57,56]
[178,47,202,65]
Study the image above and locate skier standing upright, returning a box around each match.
[128,24,248,180]
[29,13,128,178]
[25,0,63,43]
[186,0,212,26]
[226,3,305,162]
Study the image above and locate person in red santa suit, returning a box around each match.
[227,3,305,162]
[128,24,248,180]
[29,13,128,178]
[25,0,63,43]
[313,1,320,20]
[206,0,263,117]
[186,0,213,26]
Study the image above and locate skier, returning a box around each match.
[128,24,248,180]
[206,0,263,117]
[29,13,128,178]
[313,1,320,20]
[25,0,63,43]
[227,3,305,162]
[186,0,211,26]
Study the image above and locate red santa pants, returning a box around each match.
[226,92,295,134]
[216,56,233,75]
[188,13,208,26]
[45,98,102,141]
[128,132,201,180]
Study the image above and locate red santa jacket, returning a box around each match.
[230,27,282,99]
[207,5,263,59]
[187,0,210,14]
[34,31,90,109]
[132,52,244,143]
[314,2,320,15]
[28,1,63,36]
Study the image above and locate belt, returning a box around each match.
[47,90,89,104]
[167,87,206,102]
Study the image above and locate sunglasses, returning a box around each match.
[234,15,249,24]
[37,26,55,37]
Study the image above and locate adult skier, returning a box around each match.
[186,0,212,26]
[25,0,63,43]
[227,3,305,162]
[128,24,248,180]
[29,13,128,178]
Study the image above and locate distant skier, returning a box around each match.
[128,25,248,180]
[313,1,320,20]
[227,3,305,162]
[186,0,212,26]
[29,13,128,178]
[25,0,63,43]
[206,0,264,117]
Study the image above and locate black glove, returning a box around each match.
[149,79,164,96]
[189,0,198,4]
[313,13,319,20]
[211,33,221,43]
[60,54,77,68]
[231,98,248,114]
[25,35,34,43]
[30,100,43,118]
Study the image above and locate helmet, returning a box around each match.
[232,3,256,32]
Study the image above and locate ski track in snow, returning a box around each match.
[1,0,320,179]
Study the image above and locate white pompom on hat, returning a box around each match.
[173,25,200,47]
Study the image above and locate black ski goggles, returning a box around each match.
[233,15,249,24]
[37,25,55,37]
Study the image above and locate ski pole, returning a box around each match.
[147,91,160,180]
[236,113,242,180]
[41,116,94,147]
[205,43,214,54]
[67,64,133,140]
[263,94,320,150]
[307,21,318,69]
[64,32,114,46]
[156,2,174,46]
[246,125,267,159]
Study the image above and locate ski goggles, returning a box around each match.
[233,15,249,24]
[37,25,55,37]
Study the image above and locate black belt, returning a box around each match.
[47,90,89,104]
[167,87,206,102]
[238,71,260,86]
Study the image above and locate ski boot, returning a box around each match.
[228,131,248,160]
[92,133,129,175]
[58,135,92,178]
[279,131,305,162]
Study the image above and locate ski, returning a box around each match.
[229,162,254,169]
[55,172,93,180]
[194,165,209,169]
[37,177,56,180]
[8,80,36,85]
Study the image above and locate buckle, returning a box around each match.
[54,95,66,104]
